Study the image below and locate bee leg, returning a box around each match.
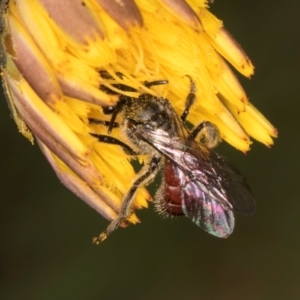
[93,155,162,244]
[189,121,221,149]
[99,70,123,80]
[144,80,168,88]
[88,119,119,128]
[181,75,196,122]
[90,133,139,156]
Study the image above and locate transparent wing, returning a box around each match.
[181,174,235,237]
[204,151,255,215]
[140,128,255,216]
[164,158,235,237]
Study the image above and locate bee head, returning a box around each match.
[124,95,175,133]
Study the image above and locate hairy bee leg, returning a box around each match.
[107,97,128,133]
[189,121,221,149]
[90,133,139,156]
[144,80,168,88]
[99,70,123,80]
[94,155,162,244]
[100,70,168,89]
[88,118,119,128]
[181,76,196,122]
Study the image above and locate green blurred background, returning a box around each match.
[0,1,299,299]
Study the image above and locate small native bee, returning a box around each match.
[90,72,255,243]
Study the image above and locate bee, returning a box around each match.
[90,72,255,243]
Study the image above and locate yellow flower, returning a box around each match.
[0,1,276,233]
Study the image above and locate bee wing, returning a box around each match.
[205,151,256,215]
[181,177,235,238]
[140,129,255,216]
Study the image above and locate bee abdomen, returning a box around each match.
[155,161,184,216]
